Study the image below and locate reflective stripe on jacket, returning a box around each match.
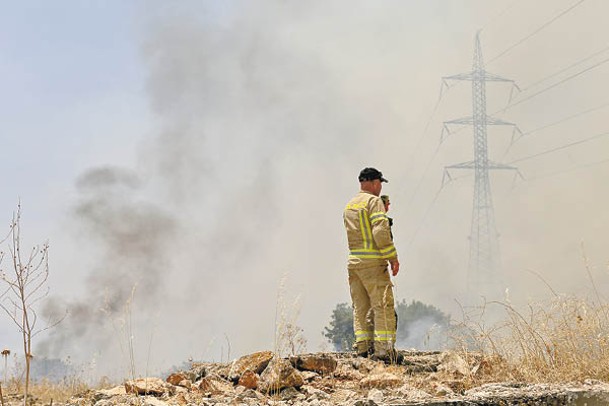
[344,191,398,270]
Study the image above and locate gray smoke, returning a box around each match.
[39,167,176,376]
[37,1,609,377]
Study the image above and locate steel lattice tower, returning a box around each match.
[442,33,520,296]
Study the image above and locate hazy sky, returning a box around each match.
[1,0,608,378]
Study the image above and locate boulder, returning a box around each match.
[125,378,173,396]
[229,350,274,381]
[431,382,455,396]
[236,388,265,402]
[259,357,305,393]
[437,351,470,376]
[367,388,384,403]
[192,362,232,380]
[93,385,127,401]
[143,397,170,406]
[300,384,330,400]
[396,383,433,401]
[360,372,403,389]
[290,354,337,375]
[198,376,234,394]
[280,386,303,401]
[166,372,189,386]
[333,362,364,381]
[237,370,259,389]
[300,370,319,381]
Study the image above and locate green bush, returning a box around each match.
[323,300,451,351]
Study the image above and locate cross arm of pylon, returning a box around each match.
[486,116,516,126]
[486,161,519,171]
[441,117,474,142]
[441,115,522,143]
[445,160,519,171]
[445,160,475,170]
[442,71,518,85]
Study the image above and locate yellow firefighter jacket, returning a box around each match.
[343,191,398,270]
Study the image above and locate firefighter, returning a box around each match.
[343,167,400,361]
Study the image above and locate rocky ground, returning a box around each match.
[8,350,609,405]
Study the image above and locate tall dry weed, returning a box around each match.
[503,296,609,381]
[273,274,307,359]
[458,294,609,383]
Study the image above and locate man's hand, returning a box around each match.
[389,259,400,276]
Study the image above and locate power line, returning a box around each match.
[500,101,609,159]
[405,181,448,250]
[522,44,609,92]
[501,55,609,111]
[404,143,442,211]
[403,83,445,176]
[488,0,587,64]
[522,100,609,136]
[508,130,609,164]
[522,157,609,181]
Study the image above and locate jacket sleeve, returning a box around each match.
[368,197,398,260]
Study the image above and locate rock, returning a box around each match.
[350,357,378,374]
[93,385,127,401]
[192,362,232,380]
[290,354,338,375]
[236,388,265,402]
[360,372,402,389]
[431,382,454,396]
[396,383,433,400]
[166,372,188,385]
[333,362,364,381]
[437,351,470,376]
[259,357,305,393]
[198,376,234,394]
[173,393,188,405]
[300,385,330,399]
[125,378,173,396]
[237,369,259,389]
[229,350,274,381]
[165,372,192,389]
[142,397,169,406]
[367,388,383,403]
[280,386,302,400]
[353,400,377,406]
[300,370,319,381]
[94,400,118,406]
[331,388,358,403]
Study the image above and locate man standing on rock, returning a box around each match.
[343,167,400,361]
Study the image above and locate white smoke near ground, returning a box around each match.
[34,0,609,378]
[397,317,451,352]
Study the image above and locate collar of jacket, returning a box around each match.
[358,190,376,196]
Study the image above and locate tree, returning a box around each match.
[323,300,452,351]
[322,303,354,351]
[395,299,451,350]
[0,204,62,405]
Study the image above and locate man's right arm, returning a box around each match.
[390,259,400,276]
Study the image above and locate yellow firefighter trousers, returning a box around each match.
[348,265,397,355]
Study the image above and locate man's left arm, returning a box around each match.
[369,197,398,262]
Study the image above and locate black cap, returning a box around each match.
[358,167,388,183]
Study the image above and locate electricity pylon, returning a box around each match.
[442,32,521,297]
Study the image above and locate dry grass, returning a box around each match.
[1,376,99,404]
[273,274,307,359]
[456,294,609,384]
